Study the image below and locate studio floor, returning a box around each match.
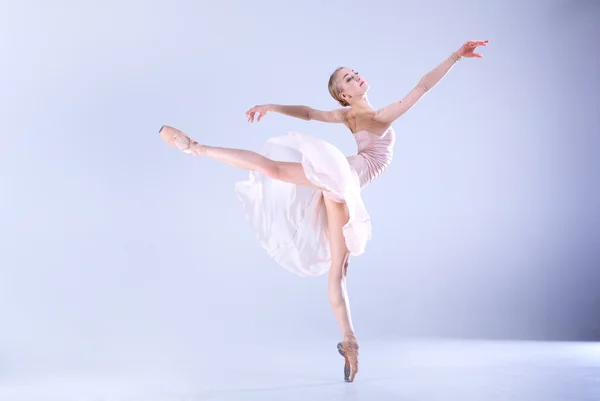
[1,338,598,400]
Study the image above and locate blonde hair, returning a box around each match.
[328,67,350,107]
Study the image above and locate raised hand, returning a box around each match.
[245,104,271,123]
[457,40,489,58]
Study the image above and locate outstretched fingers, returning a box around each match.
[468,40,489,47]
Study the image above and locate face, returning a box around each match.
[336,67,369,103]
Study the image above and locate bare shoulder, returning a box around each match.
[308,107,349,123]
[331,107,349,122]
[346,109,385,134]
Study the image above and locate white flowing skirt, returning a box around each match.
[235,132,371,277]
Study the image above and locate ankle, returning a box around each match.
[190,143,208,156]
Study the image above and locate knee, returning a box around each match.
[263,161,284,180]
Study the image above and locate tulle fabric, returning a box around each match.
[235,132,372,277]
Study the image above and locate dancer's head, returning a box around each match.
[328,67,369,107]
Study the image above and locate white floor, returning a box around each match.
[1,339,599,401]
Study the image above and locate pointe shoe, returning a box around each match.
[337,337,359,382]
[159,125,204,155]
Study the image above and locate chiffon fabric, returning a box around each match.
[235,128,395,277]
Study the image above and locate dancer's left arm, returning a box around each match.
[375,40,488,125]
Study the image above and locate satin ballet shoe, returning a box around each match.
[159,125,204,155]
[337,338,359,382]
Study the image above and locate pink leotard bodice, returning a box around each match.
[347,128,395,187]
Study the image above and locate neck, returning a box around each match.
[350,96,374,111]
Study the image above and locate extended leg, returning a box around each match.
[160,125,321,189]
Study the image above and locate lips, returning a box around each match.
[360,81,365,86]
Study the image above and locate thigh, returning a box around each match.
[273,161,327,191]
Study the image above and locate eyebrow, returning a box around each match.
[342,71,355,80]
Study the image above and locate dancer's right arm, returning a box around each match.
[246,104,347,123]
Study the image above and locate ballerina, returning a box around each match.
[159,39,488,382]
